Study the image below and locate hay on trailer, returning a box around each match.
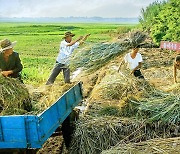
[70,116,180,154]
[70,31,146,72]
[72,71,99,98]
[0,75,31,115]
[101,137,180,154]
[32,82,77,114]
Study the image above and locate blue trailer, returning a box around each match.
[0,82,83,150]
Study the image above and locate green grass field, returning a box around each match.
[0,23,135,85]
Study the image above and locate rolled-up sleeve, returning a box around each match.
[72,42,79,49]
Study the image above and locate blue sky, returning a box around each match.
[0,0,164,18]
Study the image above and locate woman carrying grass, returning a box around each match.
[118,44,144,79]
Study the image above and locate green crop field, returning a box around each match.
[0,23,135,85]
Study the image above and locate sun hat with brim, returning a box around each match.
[63,31,75,38]
[0,39,17,52]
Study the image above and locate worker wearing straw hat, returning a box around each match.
[0,39,23,81]
[46,31,90,85]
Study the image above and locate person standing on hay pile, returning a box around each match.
[173,55,180,83]
[0,39,23,82]
[118,44,144,79]
[46,31,90,85]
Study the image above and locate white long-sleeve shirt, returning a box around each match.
[56,40,79,64]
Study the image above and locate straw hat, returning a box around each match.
[63,31,75,38]
[0,39,17,52]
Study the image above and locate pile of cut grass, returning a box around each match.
[121,93,180,124]
[0,75,31,115]
[31,82,77,114]
[102,137,180,154]
[70,116,180,154]
[90,69,180,124]
[90,71,153,101]
[70,68,180,153]
[165,83,180,95]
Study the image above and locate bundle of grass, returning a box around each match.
[121,93,180,124]
[90,71,154,101]
[70,31,147,72]
[102,137,180,154]
[137,42,159,48]
[70,70,180,153]
[0,75,31,115]
[33,82,77,114]
[90,68,180,124]
[71,43,124,72]
[165,83,180,95]
[123,30,147,48]
[70,116,180,154]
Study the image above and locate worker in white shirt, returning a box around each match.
[46,31,90,85]
[118,44,144,79]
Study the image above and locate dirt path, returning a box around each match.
[141,48,179,92]
[37,136,68,154]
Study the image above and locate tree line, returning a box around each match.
[139,0,180,44]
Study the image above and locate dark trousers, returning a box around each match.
[133,70,144,79]
[46,62,70,85]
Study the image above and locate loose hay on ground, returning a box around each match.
[165,83,180,95]
[101,137,180,154]
[121,93,180,124]
[90,69,180,124]
[70,116,180,154]
[90,70,154,102]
